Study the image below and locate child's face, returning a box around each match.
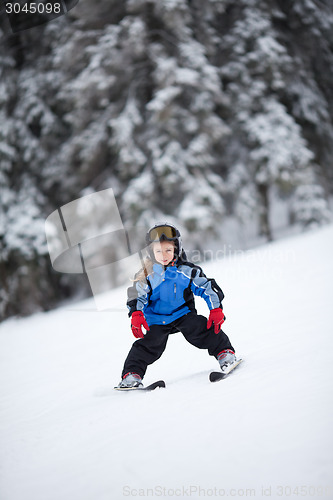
[153,241,175,266]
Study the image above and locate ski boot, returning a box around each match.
[217,349,236,371]
[117,372,143,389]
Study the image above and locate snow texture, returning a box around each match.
[1,225,332,500]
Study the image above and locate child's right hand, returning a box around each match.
[131,311,150,338]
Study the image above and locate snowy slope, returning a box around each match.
[1,226,333,500]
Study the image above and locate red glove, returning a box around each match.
[207,308,225,334]
[131,311,150,339]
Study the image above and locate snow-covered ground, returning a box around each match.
[1,225,333,500]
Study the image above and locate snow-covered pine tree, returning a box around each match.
[217,0,332,240]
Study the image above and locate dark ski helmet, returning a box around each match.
[146,223,183,260]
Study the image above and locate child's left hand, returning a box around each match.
[207,308,225,334]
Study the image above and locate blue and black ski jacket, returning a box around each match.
[127,258,224,326]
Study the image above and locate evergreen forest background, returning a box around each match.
[1,0,332,321]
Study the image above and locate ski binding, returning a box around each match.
[114,380,166,391]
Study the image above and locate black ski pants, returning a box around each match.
[121,312,234,378]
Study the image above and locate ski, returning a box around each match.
[209,358,243,382]
[114,380,166,392]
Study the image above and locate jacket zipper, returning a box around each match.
[174,283,177,298]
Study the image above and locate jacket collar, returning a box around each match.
[152,259,179,275]
[153,263,164,275]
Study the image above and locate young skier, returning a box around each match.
[117,223,236,388]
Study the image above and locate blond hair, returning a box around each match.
[132,256,154,282]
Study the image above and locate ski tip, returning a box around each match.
[144,380,166,390]
[210,358,244,382]
[209,371,225,382]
